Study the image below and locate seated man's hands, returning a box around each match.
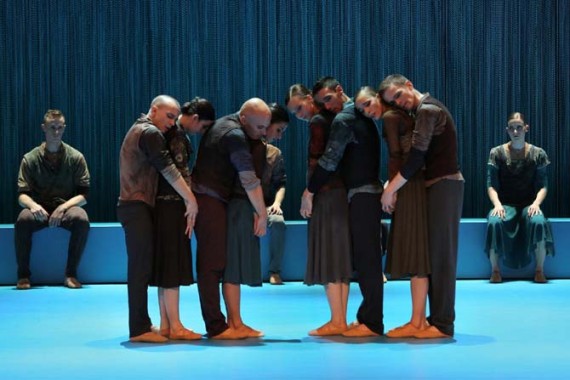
[48,204,67,227]
[30,203,49,224]
[267,203,283,216]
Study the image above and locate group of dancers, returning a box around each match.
[115,73,467,342]
[15,70,554,343]
[15,71,551,343]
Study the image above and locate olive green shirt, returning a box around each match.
[17,142,90,212]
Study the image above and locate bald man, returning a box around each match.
[118,95,199,343]
[192,98,270,339]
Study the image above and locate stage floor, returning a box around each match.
[1,280,568,379]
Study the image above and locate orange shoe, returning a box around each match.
[151,325,170,338]
[170,328,203,341]
[413,325,450,339]
[341,323,379,337]
[308,322,347,337]
[490,271,502,283]
[130,331,168,343]
[210,327,248,340]
[238,324,264,338]
[386,323,426,338]
[64,277,82,289]
[534,270,547,283]
[16,278,31,290]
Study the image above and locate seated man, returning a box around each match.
[485,112,554,283]
[15,109,90,289]
[262,103,289,285]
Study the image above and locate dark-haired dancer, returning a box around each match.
[287,84,353,336]
[355,86,429,338]
[485,112,554,284]
[262,103,289,285]
[118,95,199,343]
[152,98,216,340]
[379,74,464,339]
[302,77,384,338]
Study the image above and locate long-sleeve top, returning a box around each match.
[157,121,193,199]
[382,109,415,179]
[399,94,460,182]
[487,143,550,207]
[18,142,90,213]
[308,101,382,196]
[118,114,181,207]
[191,113,260,202]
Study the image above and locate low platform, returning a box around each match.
[0,219,568,285]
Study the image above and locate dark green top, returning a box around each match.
[18,142,90,213]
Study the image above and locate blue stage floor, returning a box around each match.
[1,280,568,379]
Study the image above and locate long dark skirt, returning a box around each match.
[151,199,194,287]
[224,198,262,286]
[304,187,352,285]
[485,205,555,269]
[385,171,430,278]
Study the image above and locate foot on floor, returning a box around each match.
[170,328,203,340]
[130,331,168,343]
[490,271,502,283]
[413,325,451,339]
[16,278,31,290]
[64,277,82,289]
[308,321,347,337]
[341,323,379,338]
[238,324,264,338]
[534,270,547,283]
[210,327,249,340]
[269,273,283,285]
[151,325,170,338]
[386,322,426,338]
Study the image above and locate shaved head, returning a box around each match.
[148,94,181,132]
[150,95,180,110]
[239,98,271,140]
[239,98,271,118]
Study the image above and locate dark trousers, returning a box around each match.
[194,194,229,337]
[15,207,90,279]
[117,201,154,338]
[426,180,464,336]
[267,214,286,274]
[349,192,384,335]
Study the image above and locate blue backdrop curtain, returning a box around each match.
[1,0,569,223]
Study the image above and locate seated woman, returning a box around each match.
[485,112,554,283]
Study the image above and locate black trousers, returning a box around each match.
[194,194,229,337]
[349,192,384,335]
[426,179,464,336]
[15,207,90,279]
[117,201,154,338]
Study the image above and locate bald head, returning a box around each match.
[148,95,181,132]
[239,98,271,140]
[150,95,180,110]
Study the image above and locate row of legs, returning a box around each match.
[119,180,463,340]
